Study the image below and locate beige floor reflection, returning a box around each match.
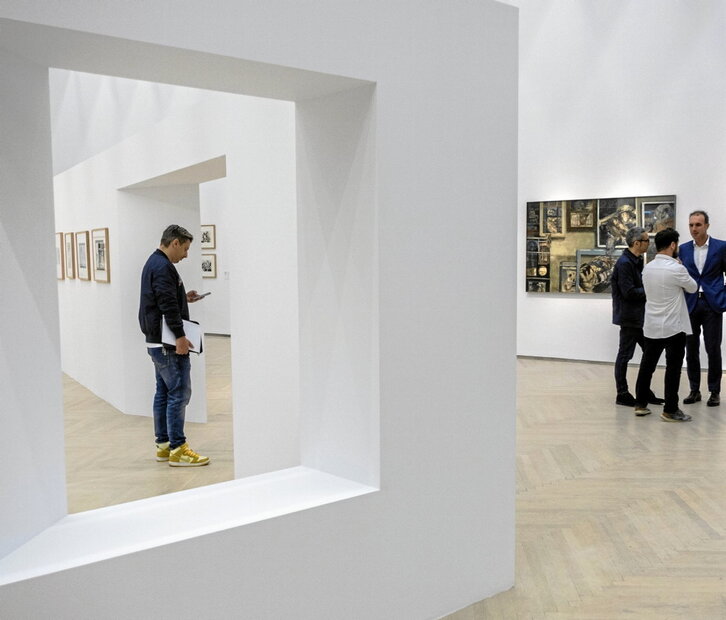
[64,335,234,513]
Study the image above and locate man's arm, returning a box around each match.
[617,261,646,301]
[675,263,698,294]
[152,267,192,354]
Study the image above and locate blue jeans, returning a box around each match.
[148,347,191,449]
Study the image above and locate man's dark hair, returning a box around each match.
[654,227,679,251]
[160,224,193,247]
[689,210,709,224]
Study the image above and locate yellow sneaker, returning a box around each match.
[168,443,210,467]
[156,442,170,462]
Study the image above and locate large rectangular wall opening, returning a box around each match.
[0,20,378,584]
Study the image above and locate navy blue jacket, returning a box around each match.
[138,249,189,346]
[679,237,726,313]
[611,248,645,328]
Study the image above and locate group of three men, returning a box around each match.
[612,211,726,422]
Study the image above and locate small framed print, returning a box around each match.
[638,196,675,234]
[55,233,65,280]
[202,253,217,278]
[539,201,566,237]
[200,224,216,250]
[526,278,549,292]
[567,199,596,230]
[526,203,540,237]
[75,231,91,280]
[91,228,110,283]
[64,232,76,279]
[559,261,578,292]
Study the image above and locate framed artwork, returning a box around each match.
[525,194,675,294]
[576,248,622,293]
[64,232,76,279]
[638,196,675,234]
[568,199,596,230]
[597,198,637,248]
[539,201,566,237]
[202,253,217,278]
[526,278,549,292]
[91,228,110,283]
[55,233,65,280]
[559,261,578,293]
[526,203,540,237]
[75,231,91,280]
[200,224,216,250]
[525,237,550,279]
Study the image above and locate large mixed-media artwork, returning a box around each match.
[525,195,676,294]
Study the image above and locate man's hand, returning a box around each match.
[176,336,194,355]
[187,290,200,303]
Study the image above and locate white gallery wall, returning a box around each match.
[54,91,298,465]
[50,69,209,175]
[517,0,726,363]
[0,2,518,618]
[0,49,67,559]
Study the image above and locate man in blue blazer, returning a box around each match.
[679,210,726,406]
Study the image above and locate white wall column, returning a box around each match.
[0,50,66,556]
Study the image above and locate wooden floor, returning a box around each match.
[64,335,234,513]
[65,348,726,617]
[448,358,726,619]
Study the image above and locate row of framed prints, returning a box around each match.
[200,224,217,278]
[525,194,676,294]
[56,229,110,282]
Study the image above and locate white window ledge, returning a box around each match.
[0,467,377,586]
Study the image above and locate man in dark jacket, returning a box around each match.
[611,226,664,406]
[139,224,209,467]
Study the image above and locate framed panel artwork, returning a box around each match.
[539,201,566,237]
[202,253,217,278]
[200,224,216,250]
[576,248,623,294]
[75,230,91,280]
[567,199,596,230]
[64,232,75,279]
[637,196,675,234]
[55,232,65,280]
[559,261,578,293]
[597,197,637,248]
[91,228,110,283]
[524,194,675,294]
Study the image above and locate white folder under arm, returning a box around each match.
[161,317,203,353]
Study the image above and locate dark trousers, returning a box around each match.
[614,326,645,394]
[635,332,687,414]
[686,296,723,393]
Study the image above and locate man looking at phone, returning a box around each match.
[139,224,210,466]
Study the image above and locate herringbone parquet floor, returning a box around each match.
[64,335,234,513]
[66,348,726,617]
[449,358,726,619]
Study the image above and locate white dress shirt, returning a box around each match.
[693,235,710,273]
[642,254,697,339]
[693,235,709,292]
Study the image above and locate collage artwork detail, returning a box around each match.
[525,195,676,294]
